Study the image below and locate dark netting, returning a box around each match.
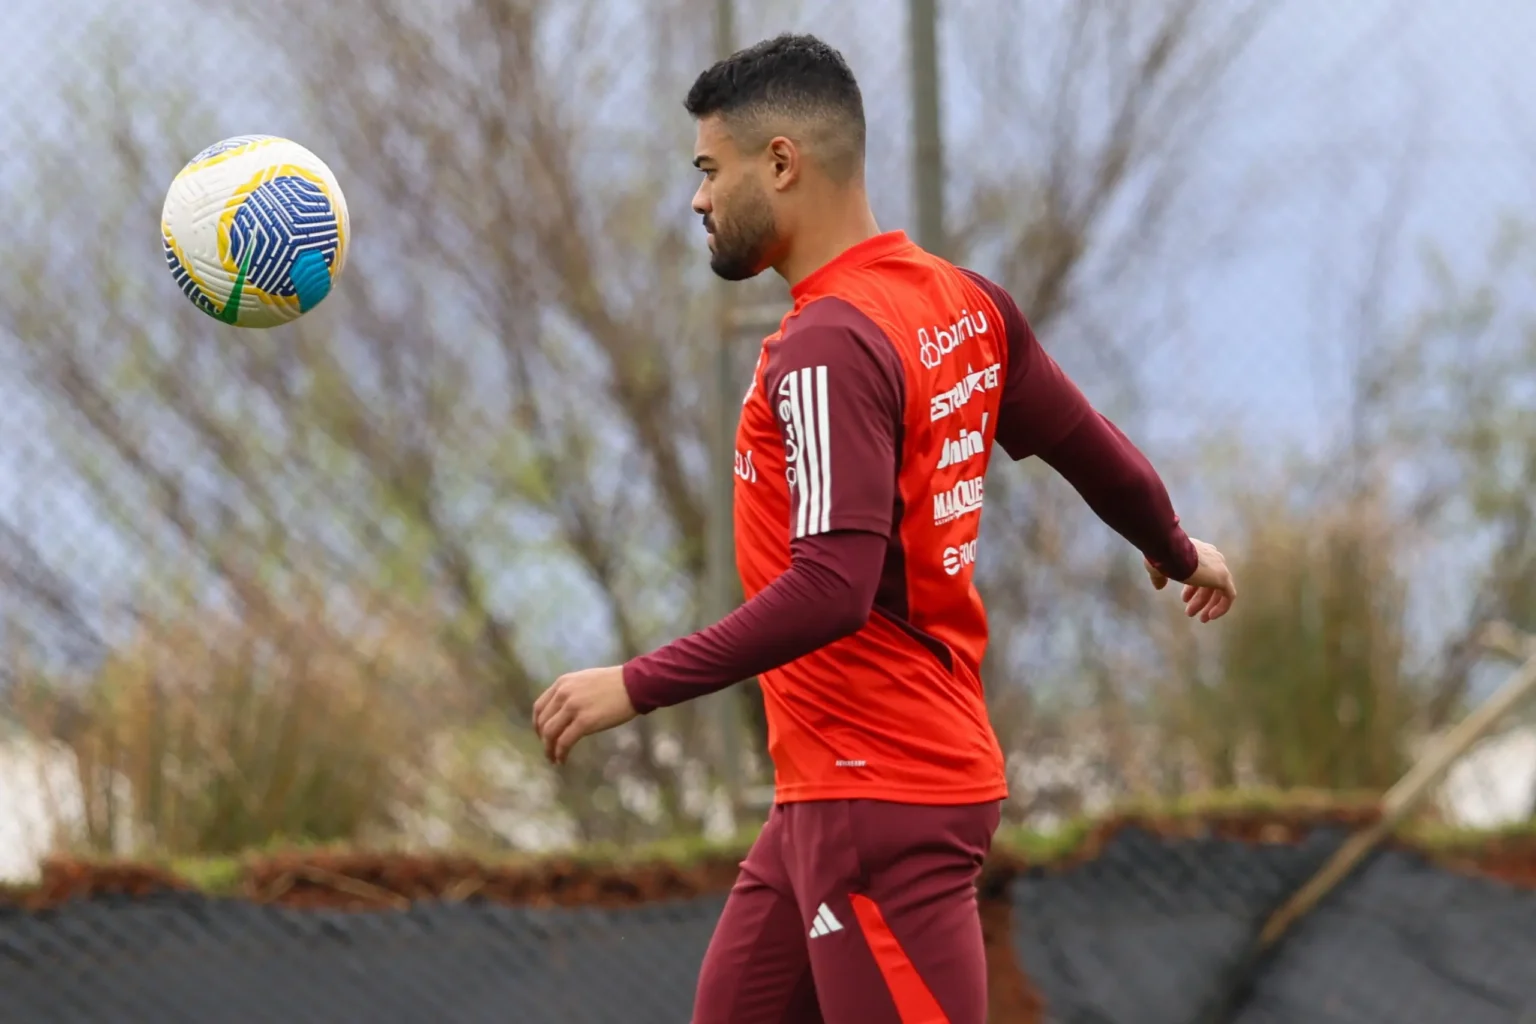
[1008,827,1350,1023]
[1230,850,1536,1024]
[1011,828,1536,1024]
[0,892,727,1024]
[5,833,1536,1022]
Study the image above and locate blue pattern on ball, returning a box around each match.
[164,236,219,317]
[228,176,340,301]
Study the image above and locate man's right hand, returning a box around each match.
[1145,538,1236,622]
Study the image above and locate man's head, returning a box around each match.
[685,34,866,281]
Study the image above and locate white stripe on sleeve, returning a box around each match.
[783,364,836,539]
[814,365,832,535]
[798,366,824,537]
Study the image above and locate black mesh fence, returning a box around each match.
[1009,827,1351,1023]
[0,894,728,1024]
[1012,829,1536,1023]
[1229,851,1536,1024]
[5,829,1536,1023]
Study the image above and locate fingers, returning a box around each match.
[540,701,576,763]
[1145,559,1168,591]
[1182,582,1236,622]
[535,677,580,764]
[553,716,588,765]
[1210,580,1234,620]
[533,679,561,732]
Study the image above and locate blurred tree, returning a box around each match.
[0,0,1282,848]
[13,586,453,857]
[1390,222,1536,729]
[1213,491,1413,791]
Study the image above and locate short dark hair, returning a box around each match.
[685,34,866,180]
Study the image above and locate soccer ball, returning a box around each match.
[161,135,350,328]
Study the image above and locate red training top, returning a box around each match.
[624,231,1197,805]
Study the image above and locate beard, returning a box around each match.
[706,182,777,282]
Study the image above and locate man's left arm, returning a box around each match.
[963,269,1234,618]
[533,318,903,764]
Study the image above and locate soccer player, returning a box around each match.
[533,33,1236,1024]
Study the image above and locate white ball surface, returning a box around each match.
[161,135,350,328]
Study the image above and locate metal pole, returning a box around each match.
[707,0,745,823]
[909,0,945,256]
[715,0,734,67]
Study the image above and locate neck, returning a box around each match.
[774,188,882,290]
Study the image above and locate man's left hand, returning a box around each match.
[1144,537,1236,623]
[533,665,638,765]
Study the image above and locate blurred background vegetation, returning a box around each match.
[1,0,1535,866]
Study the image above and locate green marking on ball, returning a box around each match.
[216,246,255,325]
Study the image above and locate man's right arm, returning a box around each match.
[963,270,1200,583]
[622,314,903,714]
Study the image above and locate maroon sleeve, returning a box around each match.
[622,531,887,713]
[958,270,1091,459]
[1035,414,1199,581]
[961,269,1199,583]
[764,300,905,540]
[620,299,905,714]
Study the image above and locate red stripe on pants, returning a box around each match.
[848,893,950,1023]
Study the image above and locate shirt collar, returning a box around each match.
[789,230,915,303]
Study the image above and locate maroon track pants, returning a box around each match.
[691,799,1001,1024]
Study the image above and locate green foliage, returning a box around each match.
[16,587,454,857]
[1207,495,1416,791]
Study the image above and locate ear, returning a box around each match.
[765,136,801,192]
